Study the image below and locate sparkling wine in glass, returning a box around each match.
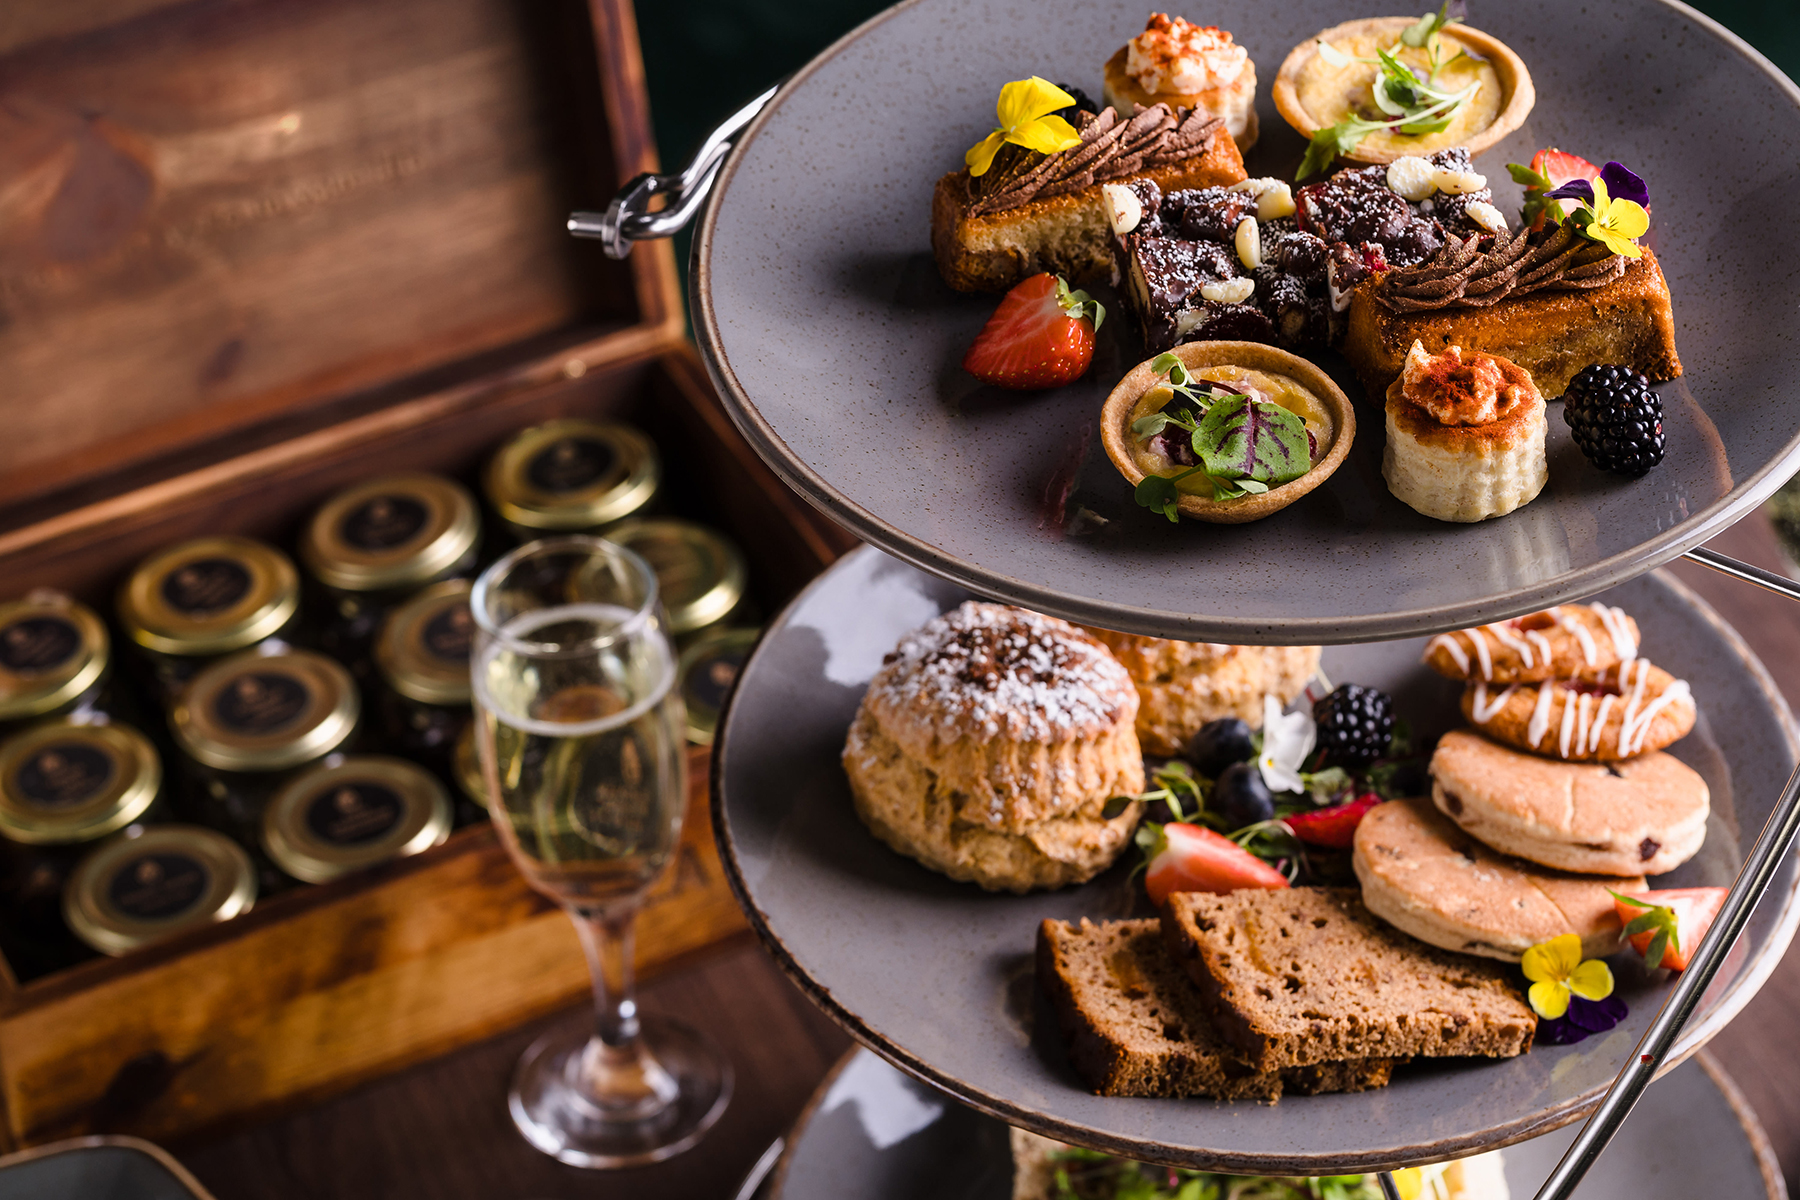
[471,536,730,1167]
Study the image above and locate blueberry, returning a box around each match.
[1214,762,1275,829]
[1186,717,1256,777]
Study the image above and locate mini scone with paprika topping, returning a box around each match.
[1383,339,1546,522]
[1103,15,1258,152]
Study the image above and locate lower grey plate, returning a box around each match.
[768,1047,1785,1200]
[713,545,1800,1172]
[0,1137,215,1199]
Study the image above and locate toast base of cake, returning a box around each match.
[931,131,1246,294]
[1343,249,1681,400]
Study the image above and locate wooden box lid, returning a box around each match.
[0,0,679,530]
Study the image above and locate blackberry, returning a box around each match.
[1563,365,1665,476]
[1052,84,1099,123]
[1312,684,1395,768]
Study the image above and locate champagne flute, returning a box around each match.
[471,536,730,1167]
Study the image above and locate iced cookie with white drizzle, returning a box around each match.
[1459,658,1695,762]
[1423,603,1639,684]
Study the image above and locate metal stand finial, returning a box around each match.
[570,83,780,260]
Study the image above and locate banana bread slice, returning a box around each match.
[1036,918,1397,1099]
[1161,888,1535,1073]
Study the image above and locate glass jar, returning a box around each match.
[300,473,480,675]
[170,649,360,849]
[600,518,748,644]
[676,626,761,746]
[63,824,256,955]
[483,419,660,543]
[0,720,164,978]
[372,579,473,779]
[261,756,451,885]
[0,592,113,733]
[117,536,302,704]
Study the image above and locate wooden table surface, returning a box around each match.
[175,516,1800,1200]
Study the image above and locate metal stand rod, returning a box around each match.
[1682,545,1800,604]
[1526,545,1800,1200]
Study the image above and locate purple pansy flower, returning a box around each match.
[1542,162,1650,210]
[1536,993,1629,1045]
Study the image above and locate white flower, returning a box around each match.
[1257,694,1315,795]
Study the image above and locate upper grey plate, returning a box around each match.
[768,1047,1785,1200]
[713,545,1800,1172]
[694,0,1800,643]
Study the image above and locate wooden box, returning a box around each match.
[0,0,853,1149]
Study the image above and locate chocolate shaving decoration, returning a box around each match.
[1372,222,1629,313]
[966,106,1225,217]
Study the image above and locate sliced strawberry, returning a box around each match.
[1287,792,1383,850]
[1613,887,1726,971]
[1144,822,1289,907]
[962,273,1104,390]
[1524,148,1599,232]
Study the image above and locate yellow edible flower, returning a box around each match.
[1582,175,1649,259]
[1521,933,1614,1020]
[1391,1168,1424,1200]
[965,77,1082,177]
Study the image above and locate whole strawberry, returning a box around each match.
[962,273,1104,389]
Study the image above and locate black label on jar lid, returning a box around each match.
[108,852,209,919]
[526,437,615,493]
[213,672,310,735]
[304,782,404,845]
[15,742,117,809]
[421,603,474,665]
[0,615,82,674]
[686,649,748,713]
[339,495,430,552]
[161,558,253,616]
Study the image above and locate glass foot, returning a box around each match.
[508,1014,732,1168]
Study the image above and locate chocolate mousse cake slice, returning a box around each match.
[931,104,1244,293]
[1160,887,1535,1073]
[1037,917,1397,1099]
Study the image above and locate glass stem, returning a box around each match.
[567,900,678,1119]
[573,899,642,1047]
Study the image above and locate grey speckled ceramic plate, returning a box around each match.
[767,1047,1785,1200]
[694,0,1800,643]
[713,546,1800,1172]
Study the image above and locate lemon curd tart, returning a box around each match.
[1273,18,1533,165]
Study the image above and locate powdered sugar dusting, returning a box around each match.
[869,602,1135,743]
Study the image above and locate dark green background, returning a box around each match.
[633,0,1800,293]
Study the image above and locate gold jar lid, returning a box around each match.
[0,592,109,722]
[262,756,451,884]
[452,721,487,810]
[375,580,473,706]
[173,650,359,772]
[484,419,660,533]
[677,627,761,745]
[603,519,747,636]
[301,472,480,593]
[64,824,256,956]
[119,536,300,657]
[0,721,161,844]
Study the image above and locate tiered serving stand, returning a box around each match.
[577,2,1800,1196]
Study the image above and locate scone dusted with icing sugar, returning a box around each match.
[1103,15,1259,152]
[1383,339,1547,522]
[842,602,1144,893]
